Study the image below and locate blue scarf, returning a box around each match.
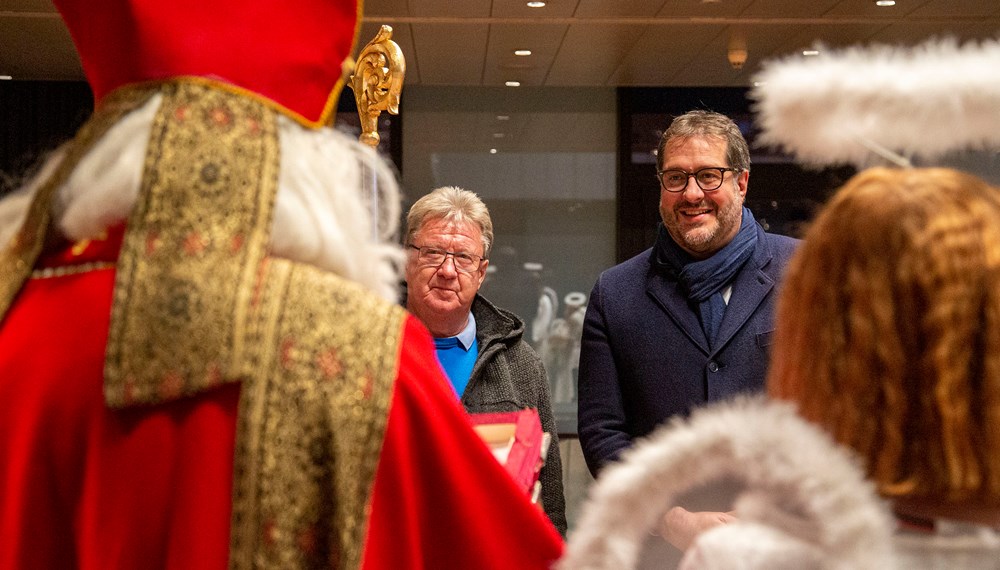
[653,206,758,347]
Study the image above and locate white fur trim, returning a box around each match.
[750,38,1000,168]
[559,397,895,569]
[679,521,825,570]
[56,94,159,240]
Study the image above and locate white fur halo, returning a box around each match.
[749,38,1000,168]
[559,397,894,570]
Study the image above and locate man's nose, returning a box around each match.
[436,254,459,276]
[681,176,705,200]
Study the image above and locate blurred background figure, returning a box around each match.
[404,185,567,535]
[538,291,587,406]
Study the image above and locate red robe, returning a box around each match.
[0,229,564,569]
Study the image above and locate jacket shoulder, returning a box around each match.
[596,247,653,287]
[473,294,525,344]
[761,232,800,267]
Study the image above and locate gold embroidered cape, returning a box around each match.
[0,82,401,569]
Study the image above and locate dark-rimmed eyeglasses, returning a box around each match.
[656,167,739,193]
[408,245,485,274]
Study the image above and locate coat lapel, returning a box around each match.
[713,228,774,354]
[646,272,710,355]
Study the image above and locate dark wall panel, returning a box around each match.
[0,81,93,194]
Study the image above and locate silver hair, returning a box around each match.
[404,186,494,258]
[656,110,751,173]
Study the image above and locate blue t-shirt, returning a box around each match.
[433,312,478,399]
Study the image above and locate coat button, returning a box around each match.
[708,361,719,373]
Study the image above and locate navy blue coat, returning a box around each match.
[577,223,799,476]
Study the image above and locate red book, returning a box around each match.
[469,409,547,497]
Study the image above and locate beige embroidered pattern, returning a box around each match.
[231,259,403,569]
[104,81,278,406]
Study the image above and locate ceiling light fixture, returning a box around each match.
[496,115,510,121]
[526,1,546,7]
[875,0,895,5]
[490,148,498,154]
[802,49,820,56]
[728,33,748,71]
[514,49,532,56]
[0,75,12,80]
[505,81,521,87]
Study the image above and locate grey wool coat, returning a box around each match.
[463,294,568,537]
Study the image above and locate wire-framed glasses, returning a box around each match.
[656,167,739,192]
[408,245,485,274]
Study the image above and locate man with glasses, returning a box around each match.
[578,110,799,477]
[403,186,567,536]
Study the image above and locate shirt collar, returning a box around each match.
[453,311,477,351]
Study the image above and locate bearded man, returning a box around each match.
[577,110,799,477]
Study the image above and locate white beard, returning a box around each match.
[0,93,404,301]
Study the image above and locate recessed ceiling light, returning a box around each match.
[875,0,895,5]
[505,81,521,87]
[802,49,820,56]
[496,115,510,121]
[527,1,546,7]
[493,133,506,138]
[514,49,532,57]
[490,148,498,154]
[0,75,12,80]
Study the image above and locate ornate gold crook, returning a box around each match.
[348,25,406,147]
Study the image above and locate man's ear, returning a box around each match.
[477,259,490,287]
[736,170,749,198]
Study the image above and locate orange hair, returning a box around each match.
[769,167,1000,503]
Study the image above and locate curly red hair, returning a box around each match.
[769,167,1000,504]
